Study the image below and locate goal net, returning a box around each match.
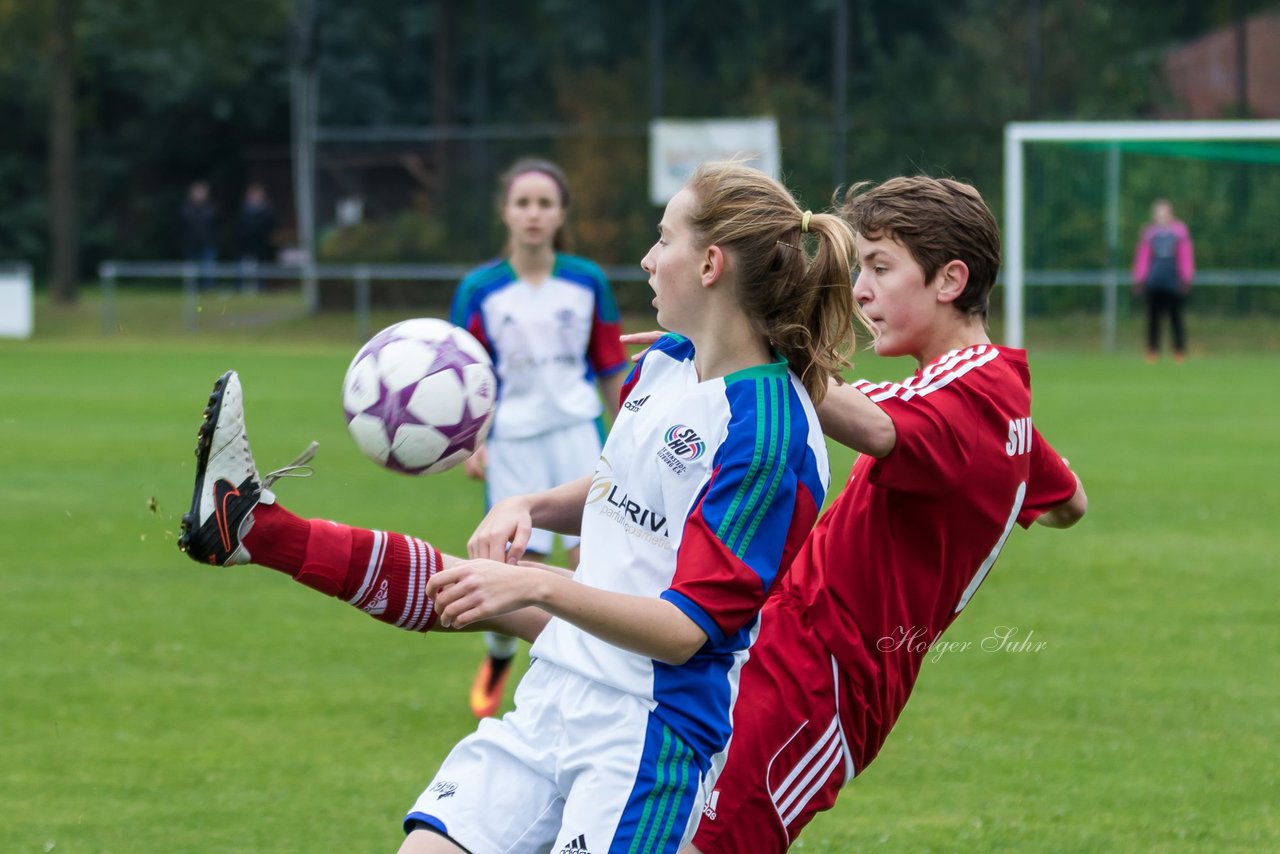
[1002,121,1280,350]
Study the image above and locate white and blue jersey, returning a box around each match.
[532,333,830,765]
[405,333,829,853]
[451,254,628,440]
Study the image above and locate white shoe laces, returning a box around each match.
[263,441,319,488]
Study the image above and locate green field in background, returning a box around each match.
[27,284,1280,353]
[1,297,1276,852]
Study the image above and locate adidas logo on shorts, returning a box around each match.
[427,780,457,800]
[702,789,720,821]
[558,833,590,853]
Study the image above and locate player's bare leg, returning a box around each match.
[398,828,468,854]
[470,545,550,717]
[471,626,526,718]
[468,539,581,717]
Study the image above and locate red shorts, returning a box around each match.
[693,595,869,854]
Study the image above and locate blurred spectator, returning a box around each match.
[1132,198,1195,363]
[181,180,218,289]
[238,183,276,293]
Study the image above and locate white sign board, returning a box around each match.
[649,117,781,205]
[0,266,33,339]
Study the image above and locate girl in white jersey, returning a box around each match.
[452,158,629,720]
[176,163,858,854]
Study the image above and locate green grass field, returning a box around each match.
[2,291,1277,852]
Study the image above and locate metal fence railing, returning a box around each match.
[98,260,1280,343]
[98,260,650,340]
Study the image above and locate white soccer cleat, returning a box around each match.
[177,371,275,566]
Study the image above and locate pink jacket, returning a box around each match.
[1131,221,1195,291]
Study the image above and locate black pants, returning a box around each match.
[1146,290,1186,354]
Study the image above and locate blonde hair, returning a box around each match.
[684,162,859,403]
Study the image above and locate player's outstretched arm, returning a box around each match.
[426,560,707,665]
[468,475,593,562]
[816,379,896,457]
[1034,470,1087,529]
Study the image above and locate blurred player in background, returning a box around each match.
[177,162,860,853]
[180,180,217,290]
[237,182,276,294]
[1131,198,1195,363]
[680,176,1089,853]
[452,157,628,719]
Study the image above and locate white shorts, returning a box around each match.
[405,660,707,853]
[486,421,603,555]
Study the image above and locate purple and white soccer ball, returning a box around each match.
[342,318,497,475]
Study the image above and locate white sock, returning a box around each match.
[485,632,518,660]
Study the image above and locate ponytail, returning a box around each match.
[767,212,865,404]
[685,163,864,404]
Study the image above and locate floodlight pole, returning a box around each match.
[832,0,849,189]
[649,0,664,118]
[291,0,319,313]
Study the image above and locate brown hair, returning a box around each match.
[684,162,860,404]
[496,157,572,252]
[841,176,1001,319]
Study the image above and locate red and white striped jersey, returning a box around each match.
[779,344,1078,769]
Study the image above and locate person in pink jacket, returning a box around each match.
[1131,199,1195,363]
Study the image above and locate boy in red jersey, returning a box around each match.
[680,176,1088,853]
[480,176,1086,851]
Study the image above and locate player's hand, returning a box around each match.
[469,495,534,563]
[426,558,534,629]
[620,330,663,363]
[463,443,487,480]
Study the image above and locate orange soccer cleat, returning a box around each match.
[468,654,514,719]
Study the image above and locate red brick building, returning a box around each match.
[1162,10,1280,119]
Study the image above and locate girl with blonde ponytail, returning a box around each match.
[395,163,861,853]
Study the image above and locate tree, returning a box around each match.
[0,0,54,274]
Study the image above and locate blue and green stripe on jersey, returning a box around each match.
[715,360,792,561]
[615,716,701,854]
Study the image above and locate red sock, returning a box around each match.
[243,503,442,632]
[243,503,310,577]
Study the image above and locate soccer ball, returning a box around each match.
[341,318,497,475]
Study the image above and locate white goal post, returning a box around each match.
[1002,120,1280,349]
